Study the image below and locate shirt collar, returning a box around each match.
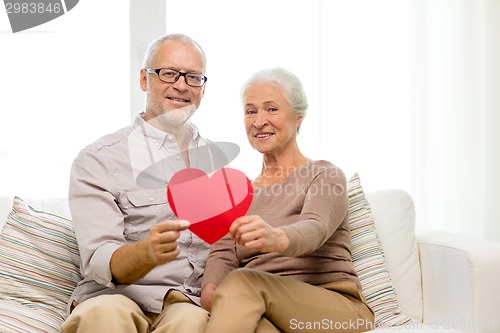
[134,113,200,150]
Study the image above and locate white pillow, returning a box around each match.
[366,189,423,322]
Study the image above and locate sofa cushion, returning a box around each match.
[367,189,423,322]
[0,195,71,231]
[0,300,62,333]
[0,197,80,327]
[0,196,13,231]
[348,173,415,327]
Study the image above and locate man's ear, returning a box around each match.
[140,69,148,92]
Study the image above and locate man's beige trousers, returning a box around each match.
[60,290,208,333]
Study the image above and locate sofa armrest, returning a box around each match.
[417,231,500,333]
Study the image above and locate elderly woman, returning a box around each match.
[201,68,374,333]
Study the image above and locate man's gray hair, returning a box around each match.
[142,33,207,70]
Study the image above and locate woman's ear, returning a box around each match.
[295,115,304,133]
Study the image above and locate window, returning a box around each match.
[0,2,130,198]
[162,0,410,191]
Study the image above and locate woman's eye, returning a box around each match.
[245,109,257,115]
[267,107,278,113]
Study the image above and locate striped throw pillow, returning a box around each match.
[0,197,81,329]
[348,173,413,327]
[0,300,61,333]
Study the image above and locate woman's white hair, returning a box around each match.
[240,67,308,123]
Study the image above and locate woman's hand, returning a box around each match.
[201,283,217,311]
[230,215,289,253]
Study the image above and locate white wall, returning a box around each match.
[0,1,130,198]
[131,0,411,193]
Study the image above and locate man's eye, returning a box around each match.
[162,71,177,78]
[187,74,202,82]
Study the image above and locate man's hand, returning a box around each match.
[230,215,289,253]
[110,219,190,284]
[147,219,190,264]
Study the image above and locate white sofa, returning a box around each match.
[363,190,500,333]
[1,187,499,333]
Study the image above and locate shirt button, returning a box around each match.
[167,135,174,141]
[176,155,181,161]
[149,196,154,202]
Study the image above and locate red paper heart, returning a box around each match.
[167,168,253,244]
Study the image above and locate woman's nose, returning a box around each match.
[253,112,268,129]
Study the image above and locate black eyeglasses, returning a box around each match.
[145,68,207,87]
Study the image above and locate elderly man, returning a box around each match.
[61,33,220,333]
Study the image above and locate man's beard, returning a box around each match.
[158,104,196,127]
[148,96,197,128]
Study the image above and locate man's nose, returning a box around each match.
[172,74,189,90]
